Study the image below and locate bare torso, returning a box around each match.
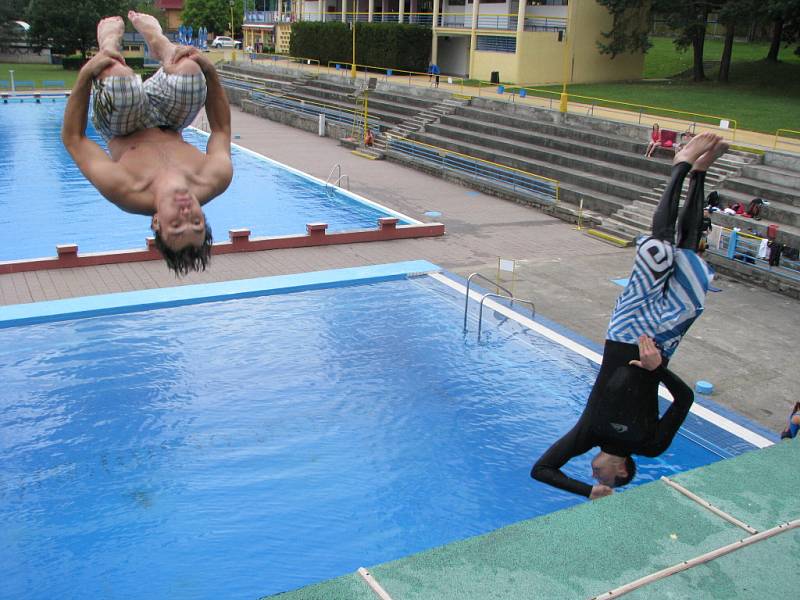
[107,128,212,215]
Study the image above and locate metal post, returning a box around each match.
[9,70,15,92]
[727,229,738,259]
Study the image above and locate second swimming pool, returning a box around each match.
[0,262,771,599]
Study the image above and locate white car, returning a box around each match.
[211,36,241,49]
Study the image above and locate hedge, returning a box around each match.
[62,56,147,70]
[289,22,431,73]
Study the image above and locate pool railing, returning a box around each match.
[709,226,800,282]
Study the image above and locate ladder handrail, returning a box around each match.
[477,293,535,341]
[326,163,342,187]
[464,272,513,332]
[333,174,350,190]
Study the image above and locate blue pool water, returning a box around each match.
[0,98,409,261]
[0,272,737,599]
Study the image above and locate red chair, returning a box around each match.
[661,129,677,150]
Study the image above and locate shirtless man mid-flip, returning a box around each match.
[62,12,232,275]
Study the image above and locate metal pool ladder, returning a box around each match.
[325,163,350,193]
[463,272,536,341]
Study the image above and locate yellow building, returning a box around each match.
[243,0,647,85]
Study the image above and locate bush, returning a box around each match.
[62,56,86,70]
[289,22,431,73]
[61,55,147,71]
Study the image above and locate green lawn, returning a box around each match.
[0,63,78,88]
[551,38,800,134]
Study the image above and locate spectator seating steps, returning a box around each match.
[741,164,800,191]
[404,130,631,214]
[451,105,645,155]
[720,176,800,208]
[437,114,674,177]
[421,122,664,191]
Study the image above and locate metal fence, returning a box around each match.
[709,226,800,282]
[249,90,382,134]
[386,137,559,204]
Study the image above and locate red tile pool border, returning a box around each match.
[0,218,445,274]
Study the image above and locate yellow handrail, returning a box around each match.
[386,133,560,202]
[773,128,800,149]
[250,52,321,74]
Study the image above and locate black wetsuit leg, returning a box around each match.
[676,170,706,251]
[651,162,692,242]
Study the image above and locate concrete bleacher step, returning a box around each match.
[742,164,800,190]
[409,129,649,208]
[584,227,635,247]
[721,176,800,207]
[439,114,673,176]
[452,105,645,154]
[422,123,663,191]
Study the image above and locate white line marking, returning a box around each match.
[429,272,773,449]
[358,567,394,600]
[661,477,758,534]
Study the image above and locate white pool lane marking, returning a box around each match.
[429,272,773,449]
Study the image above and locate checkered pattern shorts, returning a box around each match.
[91,68,207,142]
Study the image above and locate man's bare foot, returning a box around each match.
[128,10,174,63]
[692,139,729,172]
[673,131,719,166]
[97,16,124,52]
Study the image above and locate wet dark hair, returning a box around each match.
[153,220,213,276]
[613,456,636,488]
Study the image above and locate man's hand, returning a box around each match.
[172,46,215,74]
[629,335,663,371]
[81,49,126,79]
[590,484,614,500]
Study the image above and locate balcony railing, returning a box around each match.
[244,11,293,24]
[244,10,565,32]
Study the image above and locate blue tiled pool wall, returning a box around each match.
[0,267,736,599]
[0,98,409,261]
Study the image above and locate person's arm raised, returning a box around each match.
[61,51,145,213]
[180,48,233,201]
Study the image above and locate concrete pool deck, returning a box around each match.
[0,107,796,435]
[263,439,798,600]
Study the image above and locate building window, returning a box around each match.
[476,35,516,53]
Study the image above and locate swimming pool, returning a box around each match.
[0,97,413,262]
[0,262,770,599]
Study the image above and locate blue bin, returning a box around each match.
[335,63,341,70]
[519,88,527,98]
[497,85,505,94]
[386,69,393,77]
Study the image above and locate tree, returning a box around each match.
[0,0,30,50]
[598,1,727,83]
[717,0,760,82]
[182,0,244,38]
[27,0,129,57]
[765,0,800,61]
[596,0,652,58]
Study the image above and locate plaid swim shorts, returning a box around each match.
[91,68,207,142]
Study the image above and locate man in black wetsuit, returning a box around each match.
[532,132,728,500]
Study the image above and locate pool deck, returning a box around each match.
[1,107,796,434]
[264,439,798,600]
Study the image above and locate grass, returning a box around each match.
[468,37,800,135]
[0,63,78,88]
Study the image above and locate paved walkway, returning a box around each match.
[1,108,797,432]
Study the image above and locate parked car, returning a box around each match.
[211,36,241,49]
